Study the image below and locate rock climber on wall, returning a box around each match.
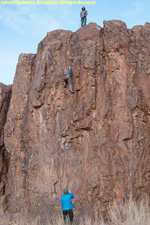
[63,66,74,94]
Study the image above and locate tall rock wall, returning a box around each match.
[4,21,150,221]
[0,83,11,213]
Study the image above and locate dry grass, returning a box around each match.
[11,216,105,225]
[108,196,150,225]
[11,215,64,225]
[79,217,105,225]
[6,197,150,225]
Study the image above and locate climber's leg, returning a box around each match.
[63,80,67,88]
[68,78,74,94]
[63,75,69,88]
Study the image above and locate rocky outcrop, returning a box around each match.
[3,21,150,222]
[0,83,11,197]
[0,83,11,218]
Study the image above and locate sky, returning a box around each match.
[0,0,150,85]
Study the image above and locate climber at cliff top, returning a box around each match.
[63,66,74,94]
[61,188,74,225]
[80,6,88,27]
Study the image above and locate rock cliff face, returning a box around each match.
[0,83,11,215]
[2,21,150,221]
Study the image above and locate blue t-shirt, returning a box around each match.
[61,193,74,211]
[64,68,71,76]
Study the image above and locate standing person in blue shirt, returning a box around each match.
[80,6,88,27]
[63,66,74,94]
[61,188,74,225]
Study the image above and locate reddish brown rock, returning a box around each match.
[4,21,150,222]
[0,83,11,210]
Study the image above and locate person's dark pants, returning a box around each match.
[63,75,73,92]
[81,16,87,27]
[63,209,73,224]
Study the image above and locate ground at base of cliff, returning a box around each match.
[0,197,150,225]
